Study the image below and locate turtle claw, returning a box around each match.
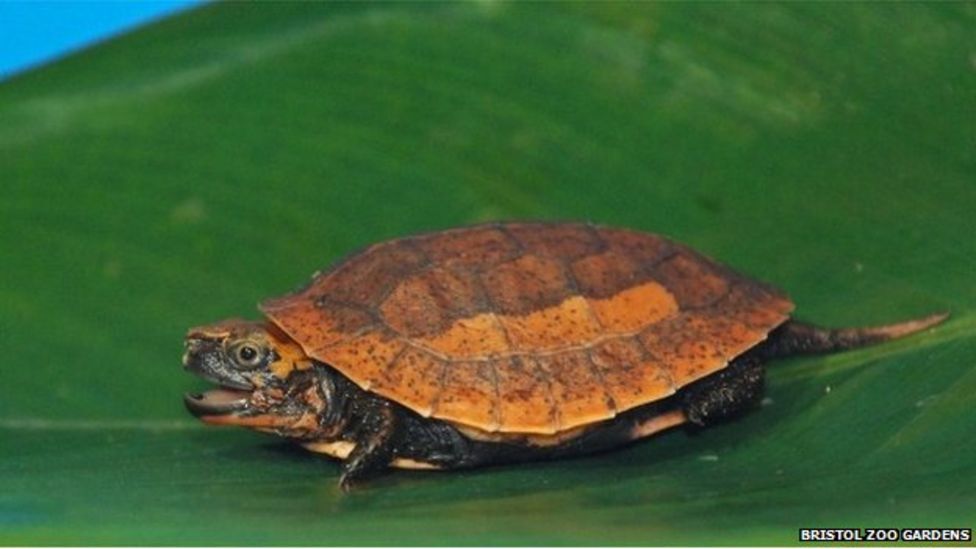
[338,474,357,493]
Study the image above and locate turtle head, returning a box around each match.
[182,319,324,433]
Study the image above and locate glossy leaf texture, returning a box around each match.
[1,3,974,545]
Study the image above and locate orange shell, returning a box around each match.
[261,222,793,434]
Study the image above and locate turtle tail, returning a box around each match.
[762,312,949,360]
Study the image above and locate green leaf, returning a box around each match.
[1,2,974,545]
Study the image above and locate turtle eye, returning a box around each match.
[230,342,264,369]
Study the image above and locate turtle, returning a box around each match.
[182,222,947,489]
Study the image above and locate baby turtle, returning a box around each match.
[183,222,946,489]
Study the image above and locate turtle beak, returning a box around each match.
[183,389,250,417]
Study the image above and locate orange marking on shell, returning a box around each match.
[590,337,675,411]
[497,296,602,352]
[433,361,499,430]
[370,346,445,416]
[588,282,678,333]
[494,355,558,433]
[535,350,616,430]
[416,313,510,359]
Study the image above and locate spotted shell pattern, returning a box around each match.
[261,223,794,434]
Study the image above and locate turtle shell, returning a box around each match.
[261,222,794,434]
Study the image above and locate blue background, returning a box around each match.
[0,1,201,80]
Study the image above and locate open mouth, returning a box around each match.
[182,359,315,431]
[183,386,303,430]
[183,387,251,417]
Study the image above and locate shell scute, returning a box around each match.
[586,281,679,333]
[506,222,604,260]
[729,282,795,329]
[323,240,429,308]
[590,337,675,411]
[379,266,489,338]
[494,355,558,433]
[262,295,375,353]
[481,254,573,316]
[569,250,643,300]
[433,360,499,430]
[322,330,405,389]
[639,314,730,387]
[535,350,616,430]
[597,227,673,267]
[415,225,520,271]
[496,296,602,353]
[416,313,511,359]
[652,252,732,308]
[638,289,777,387]
[369,346,445,416]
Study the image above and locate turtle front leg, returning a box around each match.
[339,401,397,491]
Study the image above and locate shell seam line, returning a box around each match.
[633,332,679,396]
[584,348,619,416]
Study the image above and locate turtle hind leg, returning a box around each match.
[762,312,949,360]
[681,356,765,426]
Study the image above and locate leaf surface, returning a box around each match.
[1,3,974,545]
